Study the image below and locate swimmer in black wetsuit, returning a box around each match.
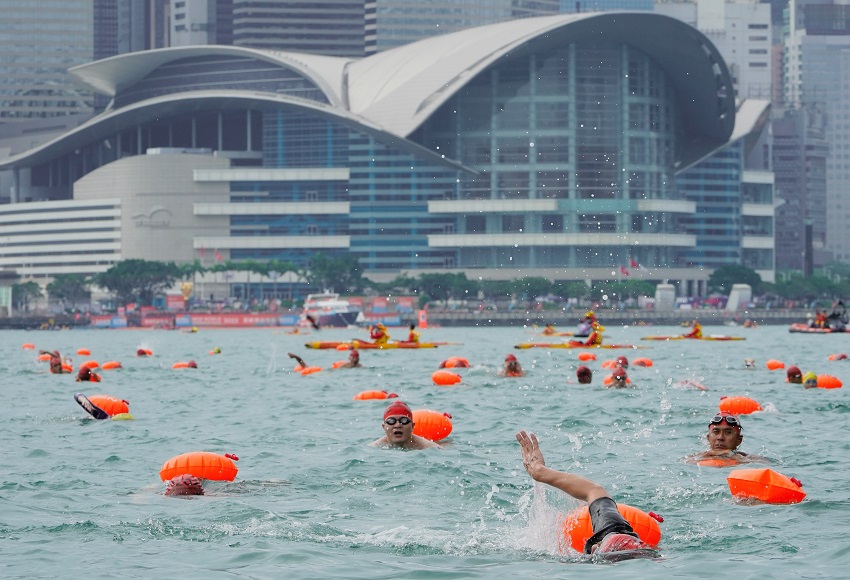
[516,430,658,561]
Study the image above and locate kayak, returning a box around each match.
[538,331,590,337]
[788,323,847,334]
[513,343,642,349]
[305,340,442,349]
[641,335,745,341]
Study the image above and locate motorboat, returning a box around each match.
[301,292,360,328]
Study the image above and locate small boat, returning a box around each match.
[305,340,442,350]
[300,292,360,328]
[641,335,745,341]
[513,342,641,349]
[788,323,847,334]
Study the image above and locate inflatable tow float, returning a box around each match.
[563,504,662,552]
[160,451,239,482]
[727,468,806,504]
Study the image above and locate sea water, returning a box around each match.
[2,324,849,578]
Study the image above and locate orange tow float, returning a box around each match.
[22,343,35,350]
[432,370,462,386]
[159,451,239,482]
[101,361,122,370]
[718,396,762,415]
[412,409,453,441]
[577,352,596,361]
[816,374,842,389]
[77,348,91,356]
[765,359,785,370]
[632,357,654,367]
[87,395,130,417]
[353,390,398,400]
[727,468,806,504]
[563,504,662,552]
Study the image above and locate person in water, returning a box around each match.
[370,400,439,449]
[40,349,68,374]
[606,367,629,388]
[500,354,525,377]
[340,349,361,368]
[576,365,593,384]
[406,323,420,343]
[786,365,803,384]
[165,474,204,496]
[516,431,658,561]
[75,366,100,382]
[615,355,629,369]
[369,323,390,345]
[683,320,702,339]
[803,371,819,389]
[684,412,764,466]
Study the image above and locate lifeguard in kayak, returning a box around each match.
[369,323,390,345]
[406,323,420,343]
[683,320,703,339]
[569,321,604,346]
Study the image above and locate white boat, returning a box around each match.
[301,292,360,328]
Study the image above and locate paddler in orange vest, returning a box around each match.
[570,321,604,346]
[406,323,420,343]
[682,320,702,339]
[369,323,390,345]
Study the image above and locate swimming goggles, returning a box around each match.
[384,416,412,426]
[612,374,627,380]
[709,414,742,430]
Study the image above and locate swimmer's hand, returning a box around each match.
[516,430,546,479]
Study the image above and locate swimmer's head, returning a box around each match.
[165,474,204,496]
[615,355,629,368]
[213,347,221,354]
[576,365,592,384]
[187,360,197,368]
[744,358,755,368]
[708,412,742,433]
[137,348,147,356]
[505,354,517,363]
[786,365,802,383]
[349,349,360,360]
[803,371,818,388]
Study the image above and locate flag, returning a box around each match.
[214,249,223,262]
[630,258,648,271]
[620,266,630,276]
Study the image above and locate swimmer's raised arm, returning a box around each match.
[287,352,307,367]
[516,430,609,504]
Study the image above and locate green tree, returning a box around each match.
[707,265,763,295]
[512,276,552,299]
[47,274,91,310]
[416,273,477,301]
[552,280,591,300]
[93,259,181,306]
[12,281,42,313]
[302,253,364,293]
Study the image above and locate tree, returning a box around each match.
[512,276,551,299]
[707,265,763,295]
[93,259,181,306]
[12,281,42,313]
[47,274,90,310]
[416,273,477,301]
[302,252,364,293]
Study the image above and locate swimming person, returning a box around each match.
[164,474,205,496]
[40,350,67,374]
[615,355,629,369]
[501,354,525,377]
[370,401,439,450]
[338,349,361,368]
[803,371,819,389]
[516,431,658,561]
[606,367,629,388]
[75,366,100,382]
[786,366,803,384]
[576,365,593,384]
[684,412,764,466]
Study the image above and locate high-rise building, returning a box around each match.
[0,0,95,123]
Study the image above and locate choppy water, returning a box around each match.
[3,324,849,578]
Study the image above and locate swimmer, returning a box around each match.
[287,352,308,369]
[211,347,222,354]
[516,431,658,561]
[500,354,525,377]
[576,365,593,384]
[40,349,68,374]
[370,401,439,450]
[786,365,803,384]
[606,367,629,388]
[75,366,101,382]
[337,349,361,369]
[187,360,198,369]
[803,371,819,389]
[615,355,629,369]
[165,474,205,496]
[683,412,765,466]
[137,348,149,357]
[439,357,470,368]
[744,358,756,369]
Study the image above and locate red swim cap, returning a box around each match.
[165,474,205,496]
[505,354,517,362]
[615,355,629,366]
[612,367,628,380]
[576,365,592,377]
[786,365,802,378]
[383,400,413,419]
[350,349,360,358]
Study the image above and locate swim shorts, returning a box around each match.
[584,497,639,554]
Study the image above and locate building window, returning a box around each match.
[578,214,616,233]
[502,215,524,232]
[542,214,563,232]
[466,215,486,233]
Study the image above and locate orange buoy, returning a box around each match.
[697,456,742,468]
[61,363,74,373]
[87,395,129,417]
[353,390,397,400]
[718,395,762,415]
[563,504,661,552]
[336,344,350,351]
[444,357,470,368]
[816,374,842,389]
[159,451,239,482]
[765,359,785,370]
[300,366,322,375]
[727,468,806,504]
[37,353,51,361]
[432,370,462,386]
[412,409,453,441]
[137,348,153,357]
[172,361,190,369]
[81,360,99,369]
[101,361,122,370]
[77,348,91,356]
[331,360,347,369]
[603,374,631,386]
[601,360,617,369]
[22,343,35,350]
[828,353,848,361]
[577,352,596,361]
[632,357,654,367]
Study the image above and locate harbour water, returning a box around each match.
[3,324,849,578]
